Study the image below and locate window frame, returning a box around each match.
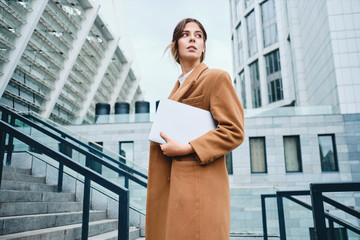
[318,134,339,172]
[249,136,267,173]
[283,135,303,173]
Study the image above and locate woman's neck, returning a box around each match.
[180,60,200,75]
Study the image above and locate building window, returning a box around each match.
[89,142,103,174]
[246,10,258,57]
[250,137,267,173]
[236,23,244,67]
[239,71,247,108]
[265,49,283,103]
[225,152,233,174]
[250,60,261,108]
[261,0,278,47]
[318,134,338,171]
[235,0,242,21]
[245,0,254,9]
[119,141,134,164]
[283,136,302,172]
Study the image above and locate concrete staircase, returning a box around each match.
[0,164,141,239]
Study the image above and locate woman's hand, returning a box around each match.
[160,132,195,157]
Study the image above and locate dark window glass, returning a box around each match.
[265,50,283,103]
[318,134,338,171]
[250,60,262,108]
[283,136,302,172]
[225,152,233,175]
[250,137,267,173]
[89,142,103,174]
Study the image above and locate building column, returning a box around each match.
[0,0,48,97]
[41,2,100,118]
[108,61,132,108]
[76,36,121,123]
[126,78,140,104]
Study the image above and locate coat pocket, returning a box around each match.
[166,160,200,239]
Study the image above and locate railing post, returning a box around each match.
[0,112,8,188]
[310,185,327,240]
[328,218,335,240]
[5,114,15,166]
[82,177,91,240]
[57,134,66,192]
[261,195,268,240]
[118,189,129,240]
[276,194,286,240]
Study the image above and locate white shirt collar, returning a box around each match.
[178,68,195,85]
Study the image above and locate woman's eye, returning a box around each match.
[196,34,202,38]
[182,33,188,37]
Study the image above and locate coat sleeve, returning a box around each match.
[189,71,244,165]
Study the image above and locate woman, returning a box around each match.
[146,18,244,240]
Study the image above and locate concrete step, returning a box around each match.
[0,201,83,217]
[2,165,31,175]
[0,180,56,192]
[0,219,118,240]
[88,227,140,240]
[0,210,107,235]
[0,190,75,202]
[1,171,45,184]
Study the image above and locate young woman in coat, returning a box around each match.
[145,18,245,240]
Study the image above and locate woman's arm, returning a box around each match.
[189,70,244,165]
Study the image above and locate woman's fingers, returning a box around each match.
[160,132,170,143]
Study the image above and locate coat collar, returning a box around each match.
[168,63,208,101]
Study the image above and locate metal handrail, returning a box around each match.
[261,186,360,240]
[0,119,129,240]
[23,112,148,179]
[0,104,147,188]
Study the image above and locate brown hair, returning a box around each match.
[167,18,207,64]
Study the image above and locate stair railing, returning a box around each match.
[0,104,148,240]
[261,183,360,240]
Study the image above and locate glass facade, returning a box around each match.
[261,0,278,47]
[246,10,257,57]
[318,134,338,171]
[239,71,246,108]
[283,136,302,172]
[265,49,283,103]
[250,60,261,108]
[236,23,244,67]
[250,137,267,173]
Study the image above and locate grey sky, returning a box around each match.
[100,0,233,113]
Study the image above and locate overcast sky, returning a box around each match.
[100,0,233,113]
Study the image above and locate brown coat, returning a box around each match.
[145,63,244,240]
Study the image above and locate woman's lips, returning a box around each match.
[187,45,197,50]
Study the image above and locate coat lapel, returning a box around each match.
[169,63,208,102]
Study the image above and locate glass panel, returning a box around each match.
[225,152,233,174]
[318,134,338,171]
[284,136,302,172]
[261,0,278,47]
[246,11,258,56]
[240,71,247,109]
[250,137,267,173]
[236,24,244,66]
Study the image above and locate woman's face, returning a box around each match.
[177,22,205,64]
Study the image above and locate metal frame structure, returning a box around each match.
[261,185,360,240]
[0,104,147,239]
